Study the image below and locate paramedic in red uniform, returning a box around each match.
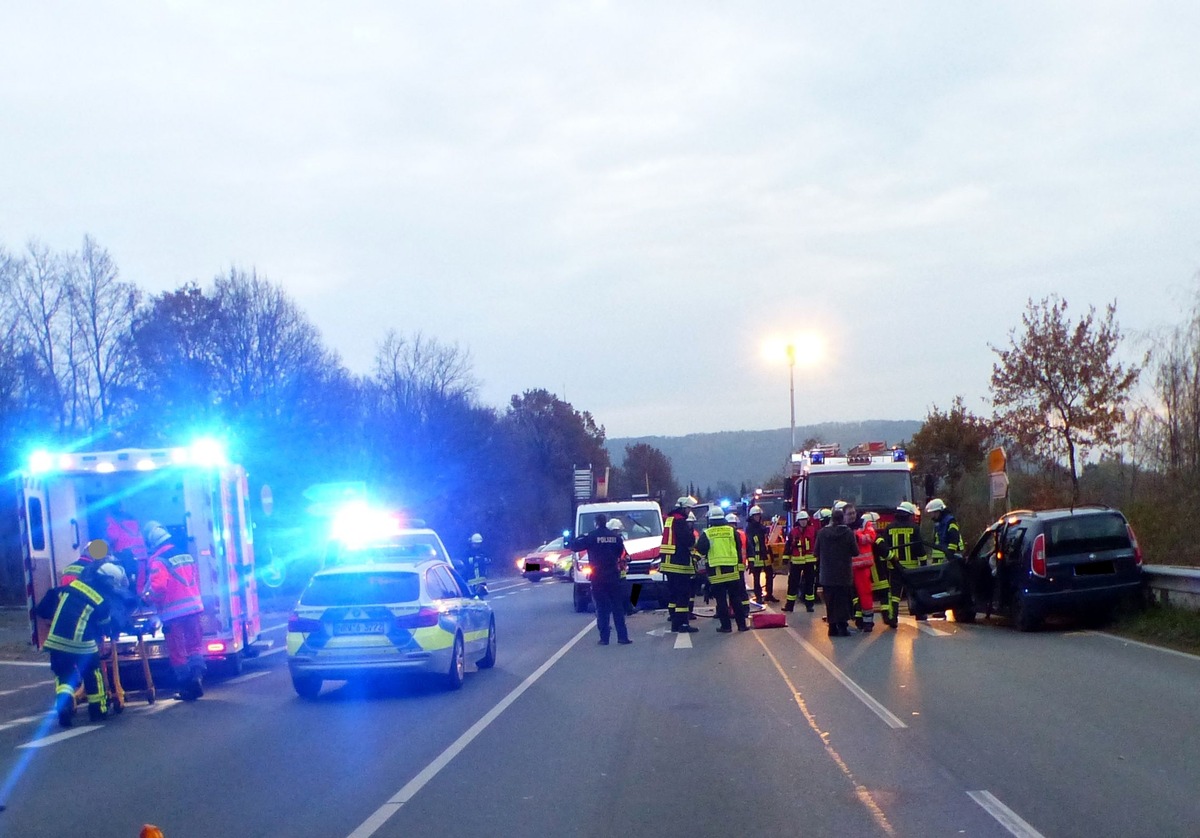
[143,522,207,700]
[106,502,149,591]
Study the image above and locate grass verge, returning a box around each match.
[1108,602,1200,657]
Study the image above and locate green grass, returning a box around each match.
[1109,602,1200,657]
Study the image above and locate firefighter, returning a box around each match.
[462,533,490,592]
[697,506,748,632]
[746,505,775,604]
[60,538,109,586]
[925,498,965,564]
[570,518,632,645]
[143,522,207,701]
[845,504,878,632]
[38,562,120,726]
[783,511,818,612]
[726,512,753,615]
[879,501,928,626]
[660,496,698,633]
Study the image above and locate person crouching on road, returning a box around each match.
[815,507,857,637]
[660,496,699,634]
[697,507,749,632]
[571,517,632,645]
[143,522,207,700]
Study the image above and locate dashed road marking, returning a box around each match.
[0,661,47,668]
[19,726,100,748]
[222,671,271,687]
[258,647,287,658]
[968,790,1046,838]
[0,713,52,733]
[673,633,693,649]
[900,616,951,637]
[0,680,54,697]
[261,622,289,633]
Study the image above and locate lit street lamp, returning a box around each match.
[762,333,823,454]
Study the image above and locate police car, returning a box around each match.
[286,558,496,698]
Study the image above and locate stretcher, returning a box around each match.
[105,615,158,707]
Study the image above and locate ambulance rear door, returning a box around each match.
[19,476,54,647]
[182,467,227,638]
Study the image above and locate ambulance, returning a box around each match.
[788,442,916,527]
[17,440,262,674]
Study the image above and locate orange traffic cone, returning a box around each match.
[140,826,164,838]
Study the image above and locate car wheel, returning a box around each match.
[447,633,466,690]
[1013,595,1041,632]
[215,651,243,679]
[292,673,322,700]
[573,584,590,613]
[529,575,542,583]
[477,618,497,669]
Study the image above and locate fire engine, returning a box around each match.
[788,442,916,527]
[17,440,262,674]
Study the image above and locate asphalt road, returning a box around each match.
[0,576,1197,838]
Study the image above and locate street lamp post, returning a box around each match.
[786,343,796,453]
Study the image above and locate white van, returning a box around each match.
[570,500,664,612]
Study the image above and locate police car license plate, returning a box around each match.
[335,621,386,635]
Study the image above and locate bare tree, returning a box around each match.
[373,330,477,421]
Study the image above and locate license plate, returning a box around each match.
[334,621,386,635]
[525,563,541,572]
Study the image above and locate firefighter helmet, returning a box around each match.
[676,496,698,509]
[707,506,726,521]
[861,512,880,525]
[748,505,763,517]
[796,510,810,522]
[816,508,832,522]
[470,533,483,545]
[897,501,920,517]
[85,538,109,560]
[725,513,739,524]
[606,518,624,531]
[142,521,171,550]
[96,561,128,588]
[925,498,946,514]
[833,500,848,511]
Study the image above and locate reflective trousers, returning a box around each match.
[164,613,206,682]
[750,564,774,603]
[710,578,748,631]
[665,572,695,628]
[786,561,817,608]
[852,565,875,627]
[49,649,106,713]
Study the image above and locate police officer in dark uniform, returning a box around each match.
[571,517,632,645]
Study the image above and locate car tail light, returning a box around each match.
[206,641,227,653]
[1031,533,1047,577]
[581,566,592,578]
[395,607,440,629]
[1127,523,1143,567]
[288,613,323,633]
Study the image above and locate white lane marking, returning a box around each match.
[784,627,908,729]
[673,633,693,649]
[258,647,287,658]
[261,622,289,633]
[900,616,951,637]
[0,680,55,697]
[19,726,101,748]
[487,581,528,593]
[646,627,669,637]
[136,699,179,715]
[968,790,1047,838]
[1088,631,1200,663]
[491,595,507,600]
[0,661,47,667]
[346,620,594,838]
[0,712,52,733]
[221,671,271,687]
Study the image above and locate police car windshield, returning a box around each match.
[576,510,662,538]
[807,472,912,511]
[301,571,421,606]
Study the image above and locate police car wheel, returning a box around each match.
[478,618,497,669]
[447,634,466,690]
[292,674,322,700]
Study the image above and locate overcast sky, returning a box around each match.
[3,2,1198,439]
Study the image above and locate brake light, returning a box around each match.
[206,641,227,653]
[288,613,323,633]
[581,566,592,578]
[1127,523,1143,567]
[395,607,440,629]
[1031,533,1047,577]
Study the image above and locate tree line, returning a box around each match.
[0,236,682,600]
[907,291,1200,566]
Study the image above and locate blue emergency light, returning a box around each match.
[810,451,825,465]
[892,448,907,462]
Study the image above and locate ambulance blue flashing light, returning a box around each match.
[330,501,404,547]
[810,451,825,465]
[186,438,228,468]
[719,499,731,510]
[28,450,54,475]
[892,448,907,462]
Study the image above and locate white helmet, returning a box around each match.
[796,511,810,522]
[707,506,726,521]
[676,496,697,509]
[748,505,763,517]
[725,513,739,524]
[861,512,880,525]
[925,499,946,514]
[142,521,171,550]
[470,533,483,545]
[833,500,848,511]
[897,501,920,517]
[96,562,128,589]
[606,519,624,532]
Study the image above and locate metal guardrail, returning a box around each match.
[1142,565,1200,611]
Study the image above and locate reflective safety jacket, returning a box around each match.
[852,521,877,571]
[746,519,770,567]
[876,520,928,570]
[785,522,817,564]
[147,544,204,622]
[697,525,741,584]
[932,514,964,562]
[42,579,111,656]
[660,511,696,574]
[59,555,95,587]
[107,514,150,590]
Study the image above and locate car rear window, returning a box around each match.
[301,572,421,606]
[1045,515,1130,558]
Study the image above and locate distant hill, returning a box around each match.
[607,420,922,494]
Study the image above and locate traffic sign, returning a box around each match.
[987,447,1007,474]
[990,472,1009,500]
